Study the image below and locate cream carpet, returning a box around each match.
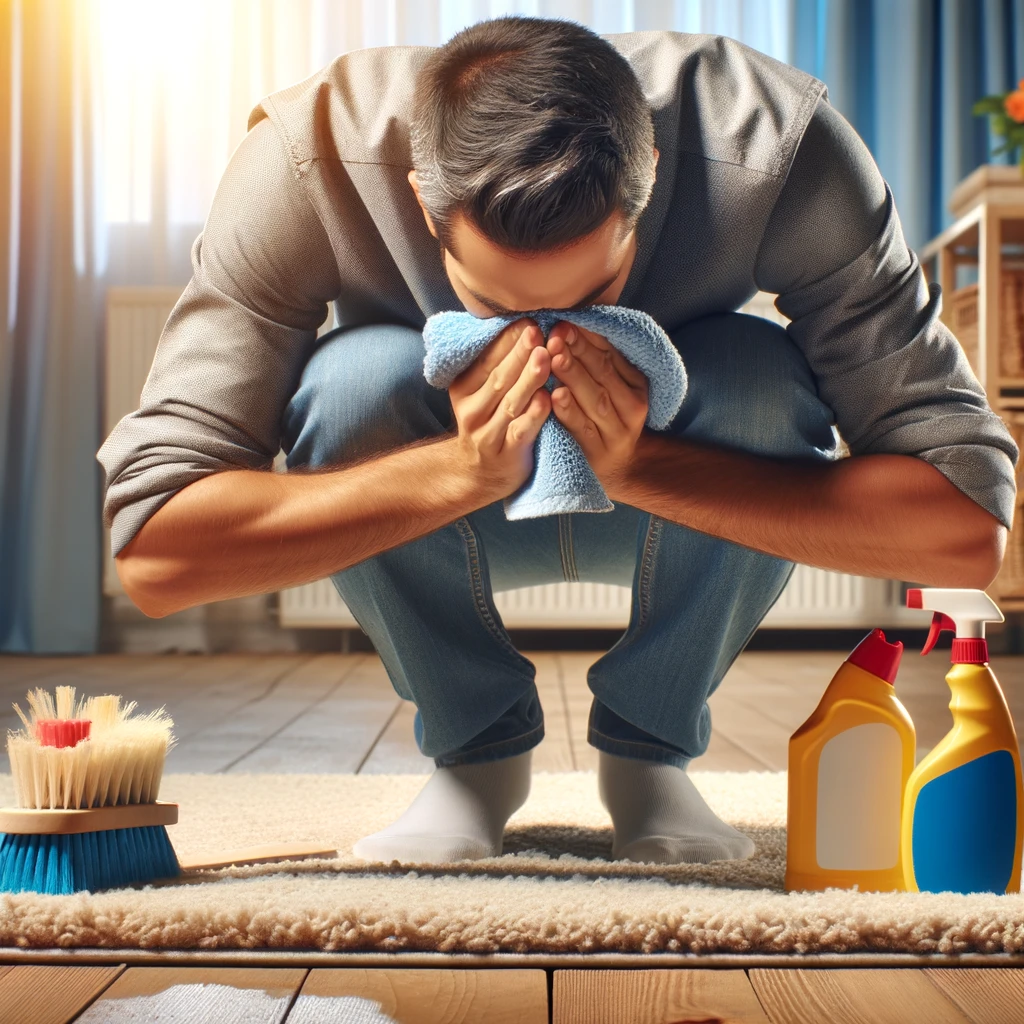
[1,770,1022,955]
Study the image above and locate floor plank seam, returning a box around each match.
[217,656,372,774]
[708,726,776,771]
[724,689,803,736]
[355,698,406,775]
[233,654,318,709]
[553,655,579,773]
[69,963,128,1023]
[281,966,310,1022]
[745,965,774,1023]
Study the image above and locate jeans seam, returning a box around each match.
[636,513,662,627]
[565,513,578,581]
[588,728,691,766]
[454,516,532,666]
[588,725,687,756]
[435,720,546,764]
[558,513,578,582]
[703,559,797,706]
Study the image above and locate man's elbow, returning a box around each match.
[939,519,1007,591]
[115,551,189,619]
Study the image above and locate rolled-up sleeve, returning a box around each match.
[97,116,341,556]
[755,98,1018,530]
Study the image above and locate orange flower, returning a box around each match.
[1006,89,1024,123]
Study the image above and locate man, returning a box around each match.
[98,17,1017,866]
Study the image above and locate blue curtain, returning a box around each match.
[791,0,1024,252]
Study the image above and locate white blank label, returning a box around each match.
[816,722,902,871]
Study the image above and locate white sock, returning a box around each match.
[598,749,755,864]
[352,748,532,864]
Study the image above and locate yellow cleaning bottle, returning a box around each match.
[902,588,1023,894]
[785,629,916,892]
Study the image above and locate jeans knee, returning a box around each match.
[666,312,838,460]
[282,323,454,469]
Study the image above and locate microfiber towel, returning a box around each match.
[422,305,687,519]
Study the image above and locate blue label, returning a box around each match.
[911,749,1018,894]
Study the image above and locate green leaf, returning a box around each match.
[974,96,1008,115]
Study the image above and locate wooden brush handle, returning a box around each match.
[0,803,337,871]
[177,843,338,871]
[0,801,179,834]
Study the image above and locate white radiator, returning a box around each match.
[277,568,916,629]
[103,287,916,629]
[103,288,187,597]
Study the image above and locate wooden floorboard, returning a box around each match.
[214,654,383,774]
[554,967,770,1023]
[922,967,1024,1024]
[0,964,125,1024]
[0,963,1020,1023]
[324,659,426,774]
[358,699,433,774]
[532,653,575,772]
[289,968,548,1023]
[72,966,307,1023]
[748,968,972,1024]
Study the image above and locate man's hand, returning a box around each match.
[545,321,649,490]
[448,318,553,502]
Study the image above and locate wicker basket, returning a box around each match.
[947,270,1024,378]
[949,274,1024,599]
[997,408,1024,599]
[948,283,979,374]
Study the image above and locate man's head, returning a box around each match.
[408,16,657,317]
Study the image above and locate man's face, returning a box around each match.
[408,170,640,319]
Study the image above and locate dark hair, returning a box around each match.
[410,16,655,258]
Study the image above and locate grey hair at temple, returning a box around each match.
[409,15,656,259]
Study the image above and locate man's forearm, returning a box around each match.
[116,434,479,618]
[608,431,1006,589]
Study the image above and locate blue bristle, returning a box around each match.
[0,826,180,894]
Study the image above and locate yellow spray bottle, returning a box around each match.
[902,588,1024,894]
[785,629,916,892]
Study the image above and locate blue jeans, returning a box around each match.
[281,312,838,769]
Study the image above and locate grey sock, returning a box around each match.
[352,748,532,864]
[598,749,755,864]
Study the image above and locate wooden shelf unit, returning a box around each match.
[919,166,1024,601]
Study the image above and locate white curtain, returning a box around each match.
[90,0,792,289]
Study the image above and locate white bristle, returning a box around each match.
[6,686,176,810]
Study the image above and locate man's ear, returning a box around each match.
[408,169,439,240]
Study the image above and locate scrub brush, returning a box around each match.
[0,686,337,894]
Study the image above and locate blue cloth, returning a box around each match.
[422,306,687,519]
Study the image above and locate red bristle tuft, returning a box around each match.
[35,719,92,748]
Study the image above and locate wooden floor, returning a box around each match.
[1,649,1023,1022]
[0,648,1021,775]
[0,962,1023,1023]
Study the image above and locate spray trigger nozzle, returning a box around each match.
[922,612,957,655]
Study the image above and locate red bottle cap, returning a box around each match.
[847,628,903,684]
[951,638,988,664]
[35,719,91,748]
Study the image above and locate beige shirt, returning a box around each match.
[97,31,1018,556]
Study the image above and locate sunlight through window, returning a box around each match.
[92,0,791,227]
